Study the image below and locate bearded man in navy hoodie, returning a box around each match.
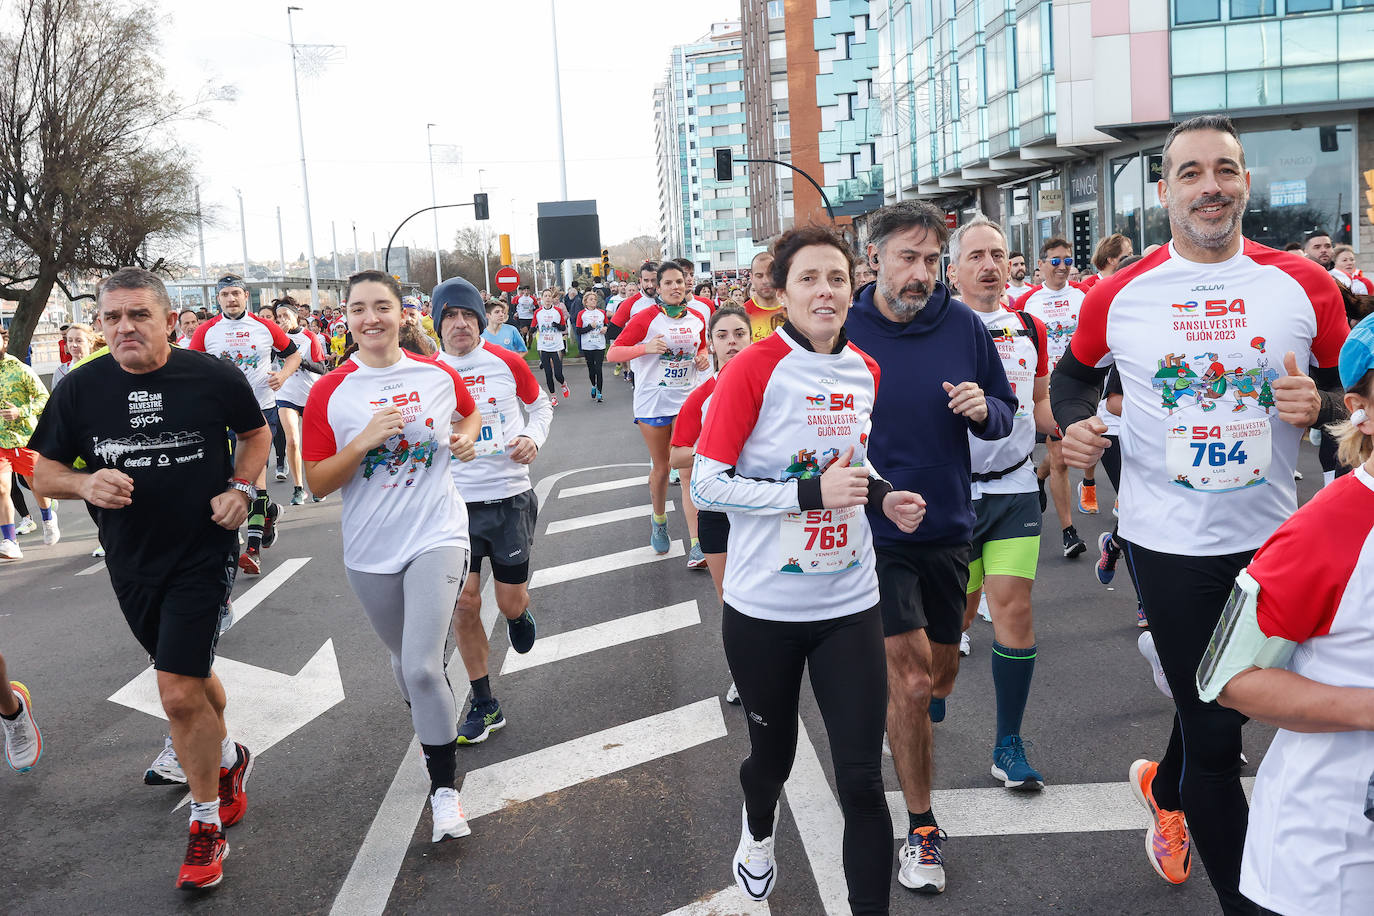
[846,200,1016,897]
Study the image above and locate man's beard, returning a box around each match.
[1171,191,1246,251]
[877,276,931,320]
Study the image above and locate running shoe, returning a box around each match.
[668,468,680,486]
[1129,759,1191,885]
[275,463,288,481]
[590,386,597,401]
[561,382,570,399]
[1096,531,1120,585]
[596,392,603,403]
[176,820,228,890]
[1077,481,1099,514]
[550,396,558,408]
[91,545,105,558]
[42,515,60,545]
[977,593,991,622]
[1294,470,1303,481]
[145,735,186,785]
[237,548,260,576]
[959,632,971,657]
[3,681,42,772]
[290,487,306,507]
[724,682,741,705]
[430,787,471,842]
[613,363,621,376]
[218,597,235,636]
[0,538,21,560]
[506,609,537,654]
[991,735,1044,790]
[456,698,505,745]
[882,733,892,757]
[1137,605,1149,628]
[1062,526,1086,559]
[687,542,707,569]
[732,803,776,901]
[14,516,36,535]
[1112,499,1120,518]
[311,494,326,503]
[261,501,281,549]
[898,826,947,894]
[218,743,252,828]
[1137,631,1172,699]
[649,518,670,554]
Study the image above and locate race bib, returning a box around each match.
[777,507,862,575]
[583,328,606,350]
[474,408,506,458]
[537,326,562,350]
[1165,414,1272,493]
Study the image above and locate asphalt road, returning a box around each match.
[2,366,1324,915]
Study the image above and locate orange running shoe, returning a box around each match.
[1077,481,1099,515]
[1130,758,1191,884]
[176,820,228,890]
[218,743,253,828]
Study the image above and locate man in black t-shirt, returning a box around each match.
[30,267,270,892]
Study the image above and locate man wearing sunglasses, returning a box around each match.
[1013,239,1090,557]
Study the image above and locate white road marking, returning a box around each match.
[545,500,675,535]
[531,540,685,589]
[558,474,651,498]
[661,885,771,916]
[462,698,728,819]
[783,720,853,916]
[224,556,312,628]
[889,777,1256,838]
[501,600,701,675]
[75,560,105,576]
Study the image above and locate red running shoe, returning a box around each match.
[237,548,260,576]
[218,743,253,828]
[176,820,228,890]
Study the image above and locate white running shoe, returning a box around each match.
[1137,631,1172,699]
[14,516,36,536]
[42,515,60,546]
[144,735,186,785]
[882,733,892,757]
[724,682,741,705]
[0,538,22,560]
[959,632,971,657]
[977,593,991,622]
[91,545,105,558]
[430,787,471,842]
[732,803,776,901]
[3,682,41,771]
[899,825,947,893]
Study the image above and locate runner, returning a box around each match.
[847,200,1016,895]
[1051,115,1348,914]
[0,651,41,772]
[691,225,926,913]
[30,266,266,890]
[430,277,553,746]
[606,260,709,554]
[481,301,527,353]
[0,326,57,560]
[302,269,482,844]
[272,298,330,505]
[188,275,302,576]
[176,310,199,347]
[576,289,609,402]
[51,323,98,390]
[1006,252,1032,303]
[513,285,537,345]
[533,289,570,405]
[610,262,661,386]
[743,251,786,342]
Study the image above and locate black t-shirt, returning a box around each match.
[28,349,266,583]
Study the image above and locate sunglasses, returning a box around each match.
[1047,257,1074,267]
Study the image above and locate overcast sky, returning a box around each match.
[159,0,740,270]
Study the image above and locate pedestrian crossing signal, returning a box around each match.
[715,149,733,182]
[473,193,490,221]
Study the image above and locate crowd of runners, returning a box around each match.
[2,115,1373,914]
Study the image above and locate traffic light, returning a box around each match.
[600,248,610,280]
[473,192,489,220]
[715,148,733,182]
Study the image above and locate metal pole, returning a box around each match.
[195,186,208,311]
[371,232,379,269]
[550,0,572,289]
[276,206,287,283]
[236,189,250,278]
[287,6,321,311]
[331,221,340,278]
[479,168,491,294]
[427,123,443,283]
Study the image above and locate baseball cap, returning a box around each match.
[401,295,422,310]
[432,277,487,334]
[1340,313,1374,390]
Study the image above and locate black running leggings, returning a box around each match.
[723,603,892,915]
[539,351,565,394]
[1100,435,1144,609]
[1122,542,1257,916]
[584,348,605,391]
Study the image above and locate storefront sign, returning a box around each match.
[1038,188,1065,211]
[1069,165,1098,205]
[1269,179,1308,208]
[1147,153,1164,183]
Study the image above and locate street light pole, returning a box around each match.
[331,221,341,278]
[427,123,443,284]
[352,222,360,272]
[550,0,571,289]
[287,5,321,311]
[195,186,208,308]
[371,232,379,269]
[235,188,250,279]
[276,206,287,286]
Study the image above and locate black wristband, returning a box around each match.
[866,477,893,505]
[796,476,824,511]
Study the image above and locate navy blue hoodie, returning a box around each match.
[846,281,1016,547]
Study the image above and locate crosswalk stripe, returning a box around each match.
[545,500,675,535]
[783,720,853,916]
[660,886,770,915]
[500,600,700,675]
[76,560,105,576]
[530,540,685,589]
[462,698,728,820]
[224,557,312,629]
[886,777,1256,838]
[557,474,651,499]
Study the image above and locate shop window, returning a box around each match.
[1110,154,1143,251]
[1175,0,1220,24]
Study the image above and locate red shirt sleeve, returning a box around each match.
[301,367,347,460]
[425,353,477,416]
[671,378,715,448]
[612,293,639,328]
[696,337,789,466]
[1010,286,1038,312]
[309,331,327,363]
[487,342,543,404]
[1245,241,1350,367]
[615,308,656,348]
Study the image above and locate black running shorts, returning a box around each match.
[697,509,730,555]
[467,489,539,584]
[111,550,237,678]
[874,541,972,644]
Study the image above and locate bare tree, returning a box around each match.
[609,235,662,270]
[0,0,209,354]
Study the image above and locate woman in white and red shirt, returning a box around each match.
[273,297,330,505]
[606,260,709,555]
[302,269,481,845]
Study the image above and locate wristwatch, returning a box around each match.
[227,478,256,501]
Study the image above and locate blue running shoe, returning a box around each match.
[991,735,1044,790]
[456,698,505,745]
[687,542,707,569]
[507,609,537,654]
[650,518,670,554]
[1096,531,1120,585]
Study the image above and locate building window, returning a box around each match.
[1228,0,1274,17]
[1175,0,1220,24]
[767,0,783,16]
[1285,0,1331,10]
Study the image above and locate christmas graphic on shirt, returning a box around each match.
[362,415,441,482]
[776,390,867,575]
[657,322,701,388]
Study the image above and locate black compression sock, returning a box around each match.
[1083,477,1095,486]
[470,676,492,701]
[420,739,458,794]
[0,706,19,721]
[909,808,937,832]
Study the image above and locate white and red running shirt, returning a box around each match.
[277,328,328,407]
[189,312,296,410]
[576,307,609,351]
[610,292,659,328]
[434,342,553,503]
[691,327,882,621]
[614,305,708,419]
[1013,282,1086,374]
[970,307,1048,498]
[1239,465,1374,916]
[302,352,477,574]
[1067,240,1348,555]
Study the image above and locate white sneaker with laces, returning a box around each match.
[959,632,971,657]
[977,593,991,622]
[1137,631,1172,699]
[732,803,776,901]
[42,515,60,546]
[144,735,186,785]
[430,787,471,842]
[724,682,741,705]
[0,538,22,560]
[14,516,36,536]
[3,684,41,771]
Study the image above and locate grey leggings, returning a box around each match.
[346,546,468,745]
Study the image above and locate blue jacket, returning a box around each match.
[846,282,1016,547]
